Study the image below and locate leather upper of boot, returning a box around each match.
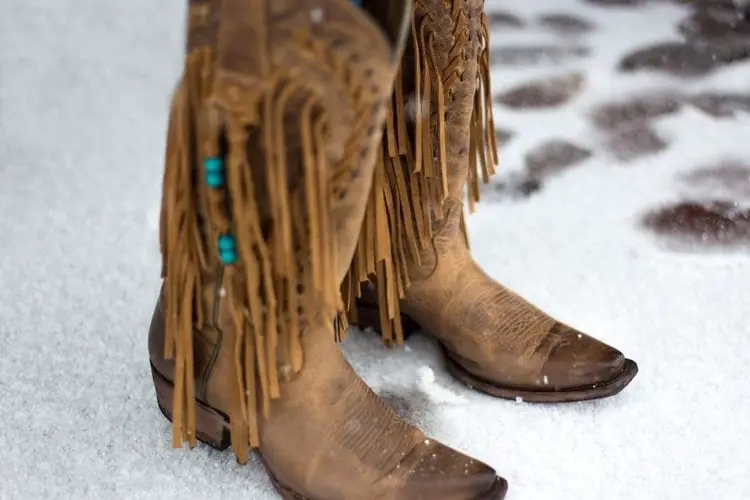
[154,1,506,496]
[401,204,627,392]
[257,316,500,500]
[150,290,501,499]
[160,0,418,452]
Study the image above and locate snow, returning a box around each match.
[1,0,749,499]
[416,366,468,405]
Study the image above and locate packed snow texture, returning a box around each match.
[1,0,749,499]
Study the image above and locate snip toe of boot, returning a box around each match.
[541,323,630,390]
[443,320,638,403]
[400,439,506,499]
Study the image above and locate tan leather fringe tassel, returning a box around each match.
[161,48,341,462]
[160,48,213,453]
[468,11,498,214]
[344,3,498,345]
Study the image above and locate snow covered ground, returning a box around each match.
[1,0,749,499]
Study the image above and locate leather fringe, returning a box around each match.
[161,49,212,452]
[344,3,498,345]
[161,49,340,462]
[468,11,498,214]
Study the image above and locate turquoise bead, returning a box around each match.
[218,234,236,251]
[204,156,224,188]
[204,156,223,172]
[220,250,237,265]
[218,234,237,264]
[206,171,223,188]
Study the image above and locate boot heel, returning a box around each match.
[353,302,419,341]
[151,366,308,499]
[151,364,232,451]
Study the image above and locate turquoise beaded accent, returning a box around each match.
[204,156,224,188]
[218,234,237,264]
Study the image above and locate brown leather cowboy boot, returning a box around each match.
[345,0,638,403]
[151,1,507,498]
[150,295,506,499]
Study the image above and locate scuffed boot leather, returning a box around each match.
[151,0,508,498]
[398,203,639,402]
[353,0,638,402]
[150,294,507,499]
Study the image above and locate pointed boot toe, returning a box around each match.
[541,324,629,389]
[526,323,639,401]
[398,439,507,499]
[442,320,639,404]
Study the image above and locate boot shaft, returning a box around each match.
[410,0,491,201]
[157,0,412,459]
[343,0,498,340]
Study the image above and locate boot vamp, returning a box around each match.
[535,324,626,391]
[393,438,499,500]
[258,322,420,499]
[258,323,500,499]
[404,259,626,391]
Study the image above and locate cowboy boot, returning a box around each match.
[346,0,638,403]
[151,1,507,498]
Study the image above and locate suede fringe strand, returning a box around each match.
[343,3,498,345]
[161,48,341,463]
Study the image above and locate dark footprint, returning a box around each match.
[606,125,668,162]
[679,7,750,44]
[688,92,750,118]
[537,13,594,35]
[619,42,719,77]
[491,46,590,66]
[495,128,515,148]
[643,200,750,248]
[680,160,750,198]
[525,140,592,178]
[487,11,525,28]
[492,172,544,200]
[495,73,585,109]
[591,92,683,130]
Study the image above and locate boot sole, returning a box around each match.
[355,303,639,403]
[151,364,507,499]
[445,352,639,403]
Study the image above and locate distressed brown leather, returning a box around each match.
[362,0,634,396]
[152,1,507,498]
[183,0,409,281]
[412,0,485,202]
[151,295,503,499]
[400,204,629,393]
[395,0,488,283]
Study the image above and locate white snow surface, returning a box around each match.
[1,0,749,499]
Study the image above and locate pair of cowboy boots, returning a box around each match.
[149,1,638,498]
